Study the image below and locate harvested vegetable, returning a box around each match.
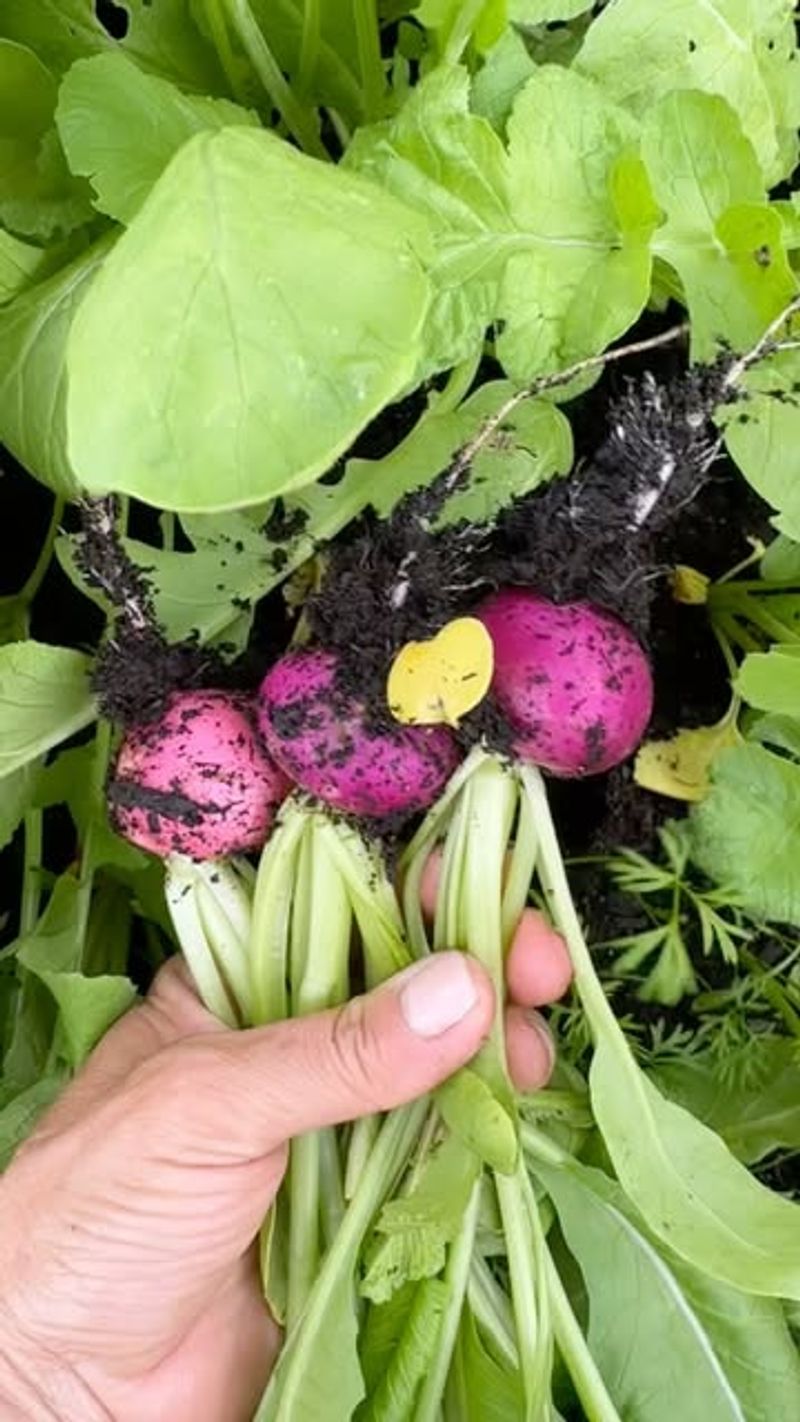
[477,589,653,775]
[258,648,460,818]
[108,689,291,858]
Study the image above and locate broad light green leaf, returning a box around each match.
[0,38,93,240]
[720,346,800,539]
[654,1040,800,1166]
[736,649,800,715]
[0,236,111,498]
[66,127,431,512]
[690,743,800,925]
[590,1037,800,1298]
[56,53,258,225]
[417,0,507,57]
[499,66,655,379]
[346,66,512,370]
[577,0,800,186]
[0,229,47,303]
[0,641,94,778]
[642,92,796,360]
[538,1160,746,1421]
[471,29,535,133]
[348,66,655,381]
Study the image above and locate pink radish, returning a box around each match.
[109,690,291,858]
[476,589,653,776]
[258,648,460,818]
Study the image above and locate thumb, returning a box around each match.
[158,952,494,1161]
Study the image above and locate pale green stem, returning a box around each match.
[222,0,326,157]
[468,1257,518,1369]
[20,812,43,937]
[413,1182,480,1422]
[255,1103,427,1420]
[202,0,251,103]
[298,0,320,96]
[353,0,384,120]
[429,351,482,417]
[543,1245,622,1422]
[286,823,351,1329]
[250,806,308,1024]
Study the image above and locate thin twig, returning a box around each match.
[723,293,800,391]
[443,322,690,495]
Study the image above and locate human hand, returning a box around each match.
[0,881,571,1422]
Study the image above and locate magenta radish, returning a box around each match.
[257,648,460,818]
[476,589,653,776]
[108,690,291,858]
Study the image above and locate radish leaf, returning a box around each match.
[0,641,94,778]
[56,53,258,224]
[66,128,431,511]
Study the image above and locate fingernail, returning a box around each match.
[527,1011,555,1074]
[399,953,479,1038]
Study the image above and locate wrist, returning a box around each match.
[0,1313,111,1422]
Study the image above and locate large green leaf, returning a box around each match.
[590,1040,800,1299]
[499,66,655,379]
[0,763,39,851]
[56,53,258,225]
[540,1159,800,1422]
[577,0,800,186]
[689,743,800,925]
[347,65,655,381]
[0,38,93,239]
[538,1161,746,1421]
[66,127,431,511]
[641,91,796,360]
[0,641,94,778]
[0,0,109,77]
[0,236,110,498]
[736,648,800,715]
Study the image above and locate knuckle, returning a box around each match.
[327,998,390,1110]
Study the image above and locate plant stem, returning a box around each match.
[250,805,307,1024]
[222,0,326,157]
[353,0,384,120]
[468,1257,518,1369]
[297,0,320,97]
[21,496,65,605]
[255,1103,427,1420]
[496,1168,545,1415]
[543,1244,622,1422]
[430,351,482,417]
[443,0,486,63]
[413,1182,480,1422]
[19,811,43,937]
[286,823,351,1329]
[202,0,251,102]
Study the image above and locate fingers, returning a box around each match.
[419,847,573,1007]
[505,915,573,1007]
[144,953,495,1162]
[505,1007,555,1093]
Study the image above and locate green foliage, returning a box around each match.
[600,823,752,1004]
[56,53,258,224]
[0,640,95,777]
[66,128,431,511]
[690,744,800,926]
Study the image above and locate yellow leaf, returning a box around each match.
[671,565,710,605]
[388,617,494,727]
[634,715,740,802]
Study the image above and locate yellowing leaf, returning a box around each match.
[635,715,740,803]
[388,618,494,727]
[671,565,710,606]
